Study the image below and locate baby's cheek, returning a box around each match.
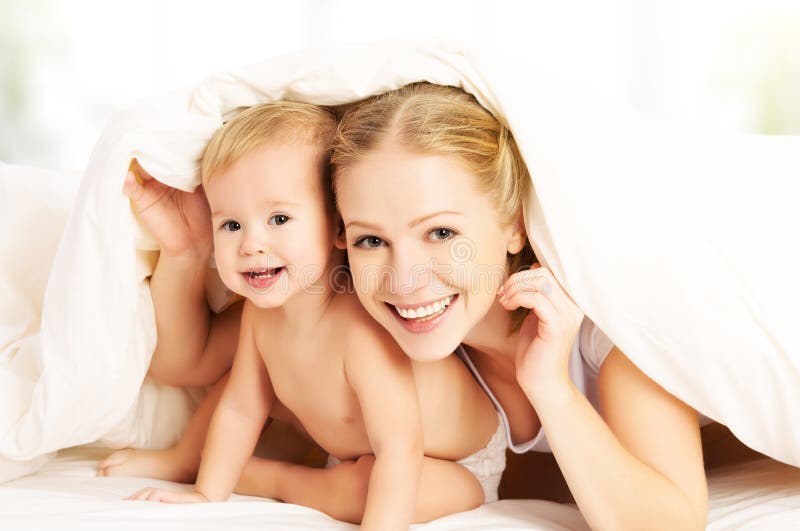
[217,269,238,294]
[213,256,238,290]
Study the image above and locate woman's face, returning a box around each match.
[336,141,525,361]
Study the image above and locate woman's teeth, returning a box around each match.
[394,295,454,321]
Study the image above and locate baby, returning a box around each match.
[116,101,506,529]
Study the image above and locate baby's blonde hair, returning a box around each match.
[201,101,337,187]
[332,82,536,334]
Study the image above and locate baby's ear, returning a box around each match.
[334,217,347,250]
[506,215,527,255]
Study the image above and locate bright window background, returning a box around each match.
[1,0,798,172]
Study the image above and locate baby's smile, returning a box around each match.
[241,266,285,291]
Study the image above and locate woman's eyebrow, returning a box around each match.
[345,220,382,231]
[408,210,464,228]
[345,211,464,232]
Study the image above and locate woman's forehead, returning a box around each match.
[336,147,487,218]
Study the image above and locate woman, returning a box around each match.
[330,82,708,530]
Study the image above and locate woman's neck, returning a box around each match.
[462,296,521,367]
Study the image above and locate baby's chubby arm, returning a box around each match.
[344,323,424,531]
[196,300,274,500]
[126,301,274,503]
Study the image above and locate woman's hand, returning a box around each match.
[125,487,210,504]
[497,265,584,396]
[124,160,213,259]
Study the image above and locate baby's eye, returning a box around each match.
[220,220,241,232]
[269,214,290,226]
[354,236,386,249]
[428,228,457,241]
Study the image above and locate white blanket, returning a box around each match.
[2,39,799,482]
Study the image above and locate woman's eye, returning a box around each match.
[354,236,385,248]
[220,220,241,232]
[428,228,456,241]
[269,214,290,225]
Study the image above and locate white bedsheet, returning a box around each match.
[0,446,590,531]
[1,446,798,530]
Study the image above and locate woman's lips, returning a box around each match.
[242,267,284,291]
[385,294,459,334]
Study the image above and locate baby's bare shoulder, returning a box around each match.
[332,295,407,370]
[334,295,387,340]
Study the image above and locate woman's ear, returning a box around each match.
[506,216,527,254]
[334,216,347,250]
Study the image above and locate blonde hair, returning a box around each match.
[201,101,337,186]
[332,82,536,334]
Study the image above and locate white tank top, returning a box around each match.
[456,316,614,454]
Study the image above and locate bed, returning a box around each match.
[2,443,799,530]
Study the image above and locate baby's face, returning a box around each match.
[205,141,335,308]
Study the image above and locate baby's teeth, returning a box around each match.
[407,308,417,319]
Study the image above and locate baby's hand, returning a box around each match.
[125,486,210,504]
[124,160,213,259]
[498,265,584,393]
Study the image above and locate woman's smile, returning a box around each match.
[386,293,460,333]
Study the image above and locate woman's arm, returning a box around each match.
[526,349,706,531]
[147,248,213,384]
[125,161,235,386]
[500,267,707,531]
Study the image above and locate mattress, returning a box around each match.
[1,446,798,530]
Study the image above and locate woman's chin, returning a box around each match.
[393,333,463,362]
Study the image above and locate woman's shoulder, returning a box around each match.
[578,316,615,375]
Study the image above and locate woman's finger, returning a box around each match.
[502,267,576,316]
[500,288,559,326]
[122,171,145,201]
[527,267,583,319]
[500,271,555,307]
[130,159,155,182]
[500,268,551,296]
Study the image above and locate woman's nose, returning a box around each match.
[391,244,431,295]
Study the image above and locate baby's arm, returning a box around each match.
[126,301,274,503]
[124,161,230,386]
[194,302,274,500]
[344,324,424,531]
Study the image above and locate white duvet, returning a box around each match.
[1,39,799,483]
